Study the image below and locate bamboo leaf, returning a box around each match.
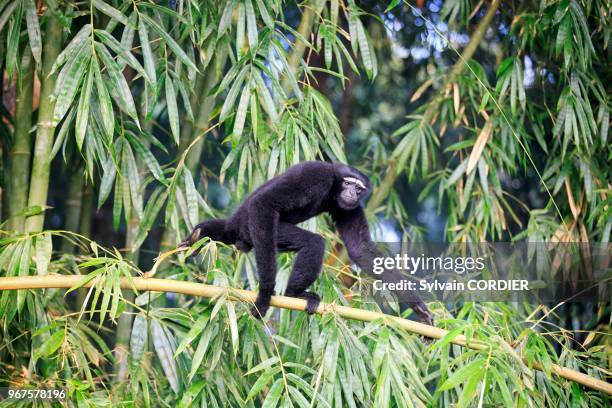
[52,47,90,125]
[446,159,468,187]
[246,356,280,375]
[99,154,118,208]
[226,301,239,356]
[355,18,374,78]
[75,64,94,150]
[125,133,165,182]
[254,71,278,121]
[113,174,123,230]
[261,379,283,408]
[140,14,198,72]
[348,13,359,54]
[220,66,249,122]
[233,86,251,138]
[34,330,65,361]
[24,0,41,64]
[152,321,179,393]
[439,359,485,391]
[467,121,493,174]
[93,0,128,26]
[5,5,21,77]
[130,315,148,368]
[96,43,140,125]
[175,314,209,355]
[175,77,193,122]
[188,325,215,381]
[0,1,17,33]
[138,17,157,86]
[95,29,149,83]
[236,2,245,56]
[246,370,278,400]
[165,75,180,145]
[132,189,167,250]
[245,0,258,48]
[92,57,114,139]
[120,12,136,52]
[99,274,113,326]
[50,24,91,75]
[124,144,143,219]
[255,0,273,28]
[184,168,199,228]
[50,108,76,160]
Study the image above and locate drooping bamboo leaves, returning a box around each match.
[24,0,41,65]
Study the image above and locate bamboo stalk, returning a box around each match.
[0,275,609,395]
[24,12,62,233]
[8,52,35,232]
[78,181,93,238]
[114,212,139,381]
[60,167,84,253]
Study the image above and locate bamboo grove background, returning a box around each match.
[0,0,610,406]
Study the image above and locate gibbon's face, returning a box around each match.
[337,176,367,210]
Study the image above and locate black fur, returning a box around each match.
[181,161,433,324]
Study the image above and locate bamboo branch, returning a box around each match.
[447,0,499,84]
[0,275,609,395]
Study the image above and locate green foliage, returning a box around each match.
[0,233,609,406]
[0,0,610,406]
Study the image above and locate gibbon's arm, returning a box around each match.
[332,207,433,325]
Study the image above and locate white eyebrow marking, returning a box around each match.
[344,177,366,189]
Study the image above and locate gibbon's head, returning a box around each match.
[333,164,371,210]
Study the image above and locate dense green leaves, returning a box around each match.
[0,0,609,406]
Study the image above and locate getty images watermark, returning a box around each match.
[361,242,610,303]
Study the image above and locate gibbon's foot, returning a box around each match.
[287,291,321,314]
[251,288,274,320]
[250,303,269,319]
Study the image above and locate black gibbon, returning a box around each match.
[181,161,433,325]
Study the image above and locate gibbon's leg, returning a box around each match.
[247,199,280,318]
[277,223,325,314]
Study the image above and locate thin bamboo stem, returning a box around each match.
[281,0,315,93]
[0,275,609,395]
[114,212,139,381]
[422,0,500,123]
[60,167,84,253]
[8,52,35,232]
[25,12,63,233]
[78,181,93,238]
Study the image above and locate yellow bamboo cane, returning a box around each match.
[0,275,610,395]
